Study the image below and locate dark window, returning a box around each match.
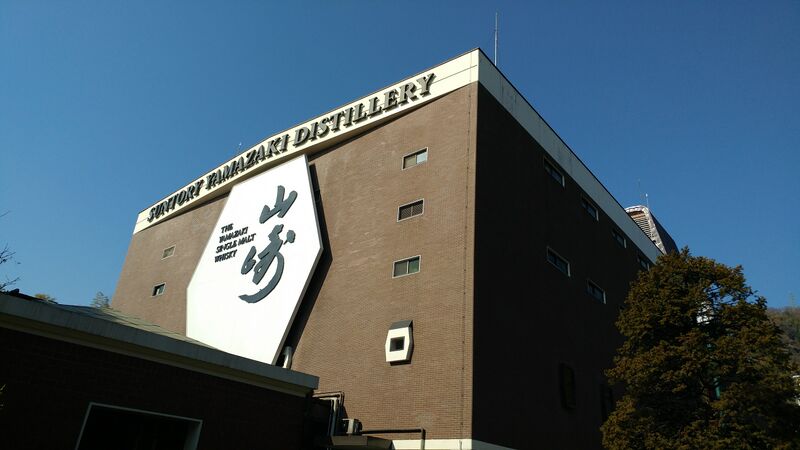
[393,256,420,277]
[586,280,606,303]
[612,229,627,248]
[638,254,651,270]
[581,197,599,221]
[76,404,200,450]
[559,363,577,410]
[398,200,424,221]
[402,148,428,169]
[152,283,166,297]
[600,384,614,422]
[546,248,570,276]
[390,337,405,351]
[544,159,565,186]
[162,246,175,259]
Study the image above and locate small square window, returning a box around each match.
[638,254,651,271]
[162,245,175,259]
[402,148,428,169]
[581,197,599,221]
[612,229,627,248]
[544,159,565,186]
[393,256,421,278]
[546,248,570,276]
[398,199,424,221]
[152,283,166,297]
[586,280,606,303]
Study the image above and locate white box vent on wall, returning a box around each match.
[385,320,413,363]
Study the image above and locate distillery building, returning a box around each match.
[112,49,675,449]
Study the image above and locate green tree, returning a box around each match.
[90,291,110,308]
[602,248,800,449]
[33,293,57,303]
[768,306,800,367]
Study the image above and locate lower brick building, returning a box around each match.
[0,291,320,449]
[110,49,675,449]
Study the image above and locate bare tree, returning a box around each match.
[0,211,20,291]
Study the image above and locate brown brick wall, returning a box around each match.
[111,85,479,441]
[472,85,646,449]
[287,84,477,440]
[0,327,308,450]
[112,195,227,334]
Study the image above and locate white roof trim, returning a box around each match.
[0,293,318,395]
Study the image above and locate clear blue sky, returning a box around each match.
[1,1,798,307]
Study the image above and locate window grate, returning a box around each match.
[630,211,652,238]
[162,245,175,259]
[398,200,424,220]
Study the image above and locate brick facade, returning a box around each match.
[0,326,310,449]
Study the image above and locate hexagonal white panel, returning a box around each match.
[187,155,322,364]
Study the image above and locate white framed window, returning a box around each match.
[385,320,414,363]
[398,199,424,221]
[612,228,627,248]
[544,159,565,186]
[75,403,201,450]
[393,256,421,278]
[581,197,599,221]
[152,283,166,297]
[402,148,428,169]
[546,247,570,276]
[162,245,176,259]
[586,280,606,304]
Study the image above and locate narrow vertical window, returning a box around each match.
[612,229,627,248]
[600,384,614,421]
[559,363,577,410]
[637,254,651,270]
[544,159,565,186]
[402,148,428,169]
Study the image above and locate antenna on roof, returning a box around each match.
[494,12,499,66]
[637,178,649,209]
